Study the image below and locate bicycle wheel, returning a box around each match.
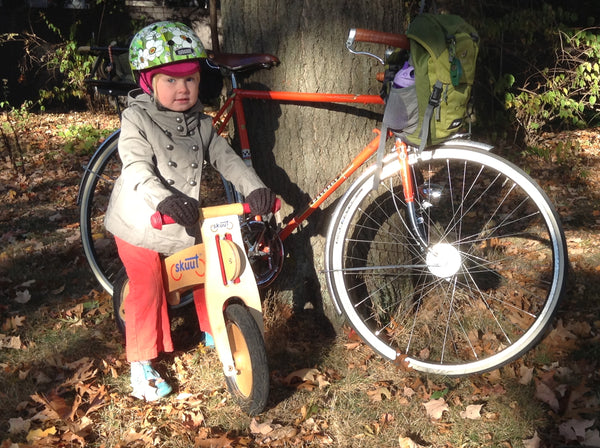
[78,131,123,295]
[223,303,269,415]
[325,143,567,376]
[241,220,284,288]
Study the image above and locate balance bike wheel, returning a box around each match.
[224,303,269,415]
[112,267,129,336]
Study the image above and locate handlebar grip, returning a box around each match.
[352,28,410,49]
[150,212,176,230]
[200,203,250,219]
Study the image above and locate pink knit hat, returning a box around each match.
[139,60,201,94]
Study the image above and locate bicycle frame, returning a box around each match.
[212,87,389,241]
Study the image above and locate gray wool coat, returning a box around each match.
[104,89,267,254]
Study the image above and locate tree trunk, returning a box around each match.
[220,1,410,319]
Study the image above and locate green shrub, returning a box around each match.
[475,2,599,144]
[57,123,115,156]
[37,15,95,109]
[504,27,600,143]
[0,99,32,174]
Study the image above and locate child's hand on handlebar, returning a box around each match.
[151,196,281,230]
[246,188,276,216]
[156,195,200,227]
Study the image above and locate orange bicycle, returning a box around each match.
[78,28,567,377]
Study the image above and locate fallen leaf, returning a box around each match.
[403,386,416,398]
[262,425,297,442]
[522,431,541,448]
[1,315,26,332]
[399,436,425,448]
[544,319,578,352]
[195,433,233,448]
[283,368,330,390]
[26,426,57,442]
[250,418,274,435]
[534,379,559,412]
[14,289,31,304]
[121,427,155,446]
[367,386,392,402]
[394,353,412,371]
[51,284,66,295]
[558,418,595,442]
[585,429,600,446]
[519,365,534,385]
[8,417,31,434]
[181,409,204,429]
[423,398,449,420]
[0,334,23,349]
[380,413,394,425]
[460,404,483,420]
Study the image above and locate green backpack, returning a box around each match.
[405,13,479,149]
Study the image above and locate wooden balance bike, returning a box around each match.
[113,203,270,415]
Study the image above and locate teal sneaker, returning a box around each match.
[203,332,215,348]
[130,361,172,401]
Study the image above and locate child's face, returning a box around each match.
[154,72,201,112]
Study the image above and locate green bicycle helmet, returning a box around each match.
[129,21,207,73]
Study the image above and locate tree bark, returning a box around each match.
[220,1,410,318]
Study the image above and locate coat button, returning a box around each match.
[188,130,195,136]
[168,161,177,167]
[167,179,175,185]
[166,144,174,151]
[191,145,199,151]
[177,125,184,132]
[176,117,183,123]
[189,180,197,186]
[165,131,172,137]
[190,162,198,169]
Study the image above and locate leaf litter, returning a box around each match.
[1,114,600,446]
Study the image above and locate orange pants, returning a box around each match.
[115,237,174,362]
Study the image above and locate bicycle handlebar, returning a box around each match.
[347,28,410,50]
[77,45,130,55]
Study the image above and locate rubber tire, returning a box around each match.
[112,267,128,336]
[223,303,269,415]
[78,131,122,295]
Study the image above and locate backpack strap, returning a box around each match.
[371,123,388,190]
[418,80,443,154]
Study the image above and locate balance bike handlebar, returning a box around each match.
[150,199,281,230]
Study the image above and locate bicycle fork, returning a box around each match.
[394,138,429,250]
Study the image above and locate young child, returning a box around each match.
[104,21,275,401]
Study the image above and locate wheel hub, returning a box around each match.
[426,243,462,278]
